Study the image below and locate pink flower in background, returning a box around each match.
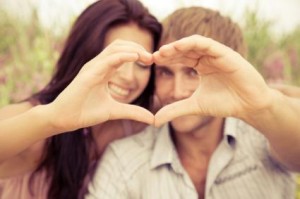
[0,56,6,69]
[10,81,32,102]
[0,75,6,85]
[32,71,49,90]
[10,71,49,102]
[288,47,299,69]
[0,56,7,85]
[263,51,285,84]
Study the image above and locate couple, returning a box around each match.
[0,0,299,198]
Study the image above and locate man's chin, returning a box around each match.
[170,115,200,133]
[170,115,214,134]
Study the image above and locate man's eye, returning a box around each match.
[188,68,198,77]
[156,69,172,77]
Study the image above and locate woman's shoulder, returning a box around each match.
[0,138,46,178]
[0,168,49,199]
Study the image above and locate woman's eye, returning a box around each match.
[135,61,150,70]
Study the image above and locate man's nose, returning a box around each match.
[172,76,193,100]
[117,63,135,81]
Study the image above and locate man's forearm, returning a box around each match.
[243,89,300,171]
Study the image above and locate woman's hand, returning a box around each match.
[49,40,154,132]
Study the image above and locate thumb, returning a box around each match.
[109,102,154,124]
[154,98,198,127]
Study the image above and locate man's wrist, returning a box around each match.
[240,88,284,125]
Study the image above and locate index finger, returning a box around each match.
[154,97,199,127]
[165,35,232,58]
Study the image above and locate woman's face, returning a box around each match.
[104,23,153,104]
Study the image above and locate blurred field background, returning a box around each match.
[0,0,299,198]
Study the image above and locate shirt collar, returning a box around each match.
[223,117,238,147]
[150,117,239,169]
[150,124,177,169]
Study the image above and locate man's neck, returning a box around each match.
[172,118,224,161]
[171,118,224,198]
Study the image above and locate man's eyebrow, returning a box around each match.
[155,65,169,70]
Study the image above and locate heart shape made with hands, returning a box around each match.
[151,39,220,127]
[54,36,268,132]
[148,35,269,127]
[111,35,269,128]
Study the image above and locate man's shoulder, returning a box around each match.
[226,118,289,170]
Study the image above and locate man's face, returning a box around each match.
[155,40,214,133]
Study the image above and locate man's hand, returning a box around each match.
[153,35,274,126]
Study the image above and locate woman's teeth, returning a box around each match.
[109,84,130,96]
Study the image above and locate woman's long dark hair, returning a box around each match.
[29,0,161,198]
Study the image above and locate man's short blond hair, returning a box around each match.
[161,7,247,57]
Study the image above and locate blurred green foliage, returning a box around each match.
[243,9,300,86]
[0,9,64,106]
[0,6,299,198]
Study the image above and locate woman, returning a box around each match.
[0,0,161,198]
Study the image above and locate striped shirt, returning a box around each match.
[85,118,296,199]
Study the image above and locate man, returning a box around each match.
[86,7,299,199]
